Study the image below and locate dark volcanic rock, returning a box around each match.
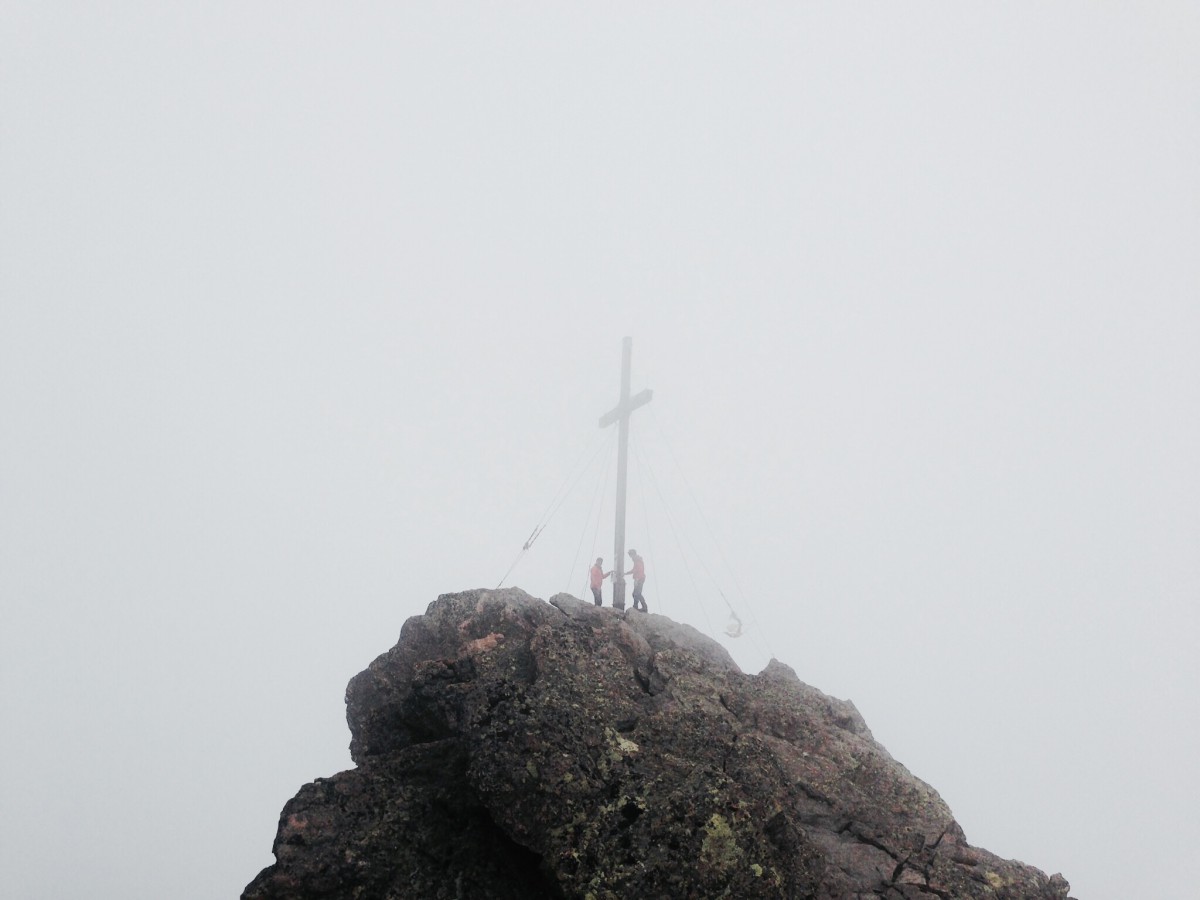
[244,588,1075,899]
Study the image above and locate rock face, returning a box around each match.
[244,588,1075,899]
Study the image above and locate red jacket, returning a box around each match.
[590,565,607,589]
[630,557,645,582]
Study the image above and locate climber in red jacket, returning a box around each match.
[589,558,611,607]
[626,549,647,612]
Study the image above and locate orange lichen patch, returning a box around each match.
[462,632,504,656]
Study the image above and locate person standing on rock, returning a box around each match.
[626,549,647,612]
[589,557,611,607]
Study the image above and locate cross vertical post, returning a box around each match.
[598,336,653,610]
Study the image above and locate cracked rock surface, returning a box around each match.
[243,588,1075,899]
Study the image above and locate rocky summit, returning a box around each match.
[243,588,1075,899]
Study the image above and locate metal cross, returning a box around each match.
[598,336,653,610]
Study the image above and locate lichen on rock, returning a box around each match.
[243,588,1076,899]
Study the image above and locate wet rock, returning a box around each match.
[244,588,1076,899]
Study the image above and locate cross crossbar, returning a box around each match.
[598,388,654,428]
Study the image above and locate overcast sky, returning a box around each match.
[2,5,1197,899]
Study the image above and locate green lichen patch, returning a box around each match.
[701,813,741,870]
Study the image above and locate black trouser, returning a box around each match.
[631,581,647,611]
[591,587,602,607]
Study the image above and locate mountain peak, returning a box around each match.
[244,588,1074,899]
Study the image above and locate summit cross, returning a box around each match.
[598,336,653,610]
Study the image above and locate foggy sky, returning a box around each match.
[2,6,1198,900]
